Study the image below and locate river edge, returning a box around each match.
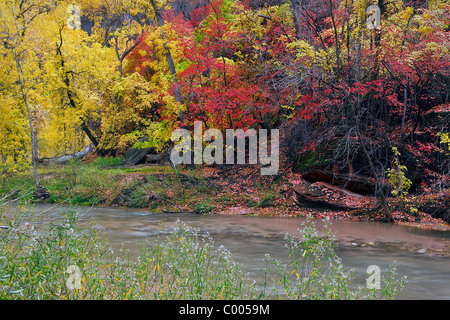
[73,206,450,300]
[29,202,450,259]
[5,163,450,234]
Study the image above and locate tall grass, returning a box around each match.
[140,222,260,299]
[0,197,407,300]
[260,218,407,299]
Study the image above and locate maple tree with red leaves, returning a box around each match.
[175,0,274,130]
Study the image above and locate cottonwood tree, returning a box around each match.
[0,0,52,194]
[76,0,149,78]
[32,2,117,157]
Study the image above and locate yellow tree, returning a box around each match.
[88,0,185,154]
[97,23,185,154]
[0,0,52,193]
[0,92,29,191]
[75,0,148,78]
[31,1,117,157]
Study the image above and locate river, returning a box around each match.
[40,204,450,300]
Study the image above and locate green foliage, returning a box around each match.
[386,147,413,199]
[144,221,258,299]
[34,163,122,205]
[257,194,277,208]
[193,201,214,214]
[132,121,172,152]
[386,147,418,214]
[92,156,124,167]
[0,208,112,299]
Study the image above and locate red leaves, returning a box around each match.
[416,141,439,155]
[175,0,273,130]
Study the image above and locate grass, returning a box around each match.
[193,201,215,214]
[0,195,407,300]
[1,159,193,208]
[2,157,284,214]
[262,219,407,299]
[91,156,123,167]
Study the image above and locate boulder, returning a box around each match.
[146,152,171,165]
[33,186,50,200]
[123,137,154,165]
[122,137,171,166]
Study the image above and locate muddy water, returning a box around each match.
[42,205,450,299]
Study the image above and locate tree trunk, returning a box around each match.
[80,118,99,147]
[355,112,393,222]
[13,46,40,188]
[8,4,50,200]
[400,78,408,139]
[114,33,143,79]
[360,142,393,222]
[290,0,303,39]
[56,35,99,148]
[1,153,6,191]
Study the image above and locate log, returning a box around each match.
[291,181,377,211]
[302,169,388,195]
[55,144,94,164]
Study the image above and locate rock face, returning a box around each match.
[146,153,171,165]
[123,137,154,165]
[122,137,170,166]
[291,181,376,211]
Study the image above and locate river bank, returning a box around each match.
[2,159,450,233]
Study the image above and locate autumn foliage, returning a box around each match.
[0,0,449,221]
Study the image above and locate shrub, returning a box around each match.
[141,222,259,299]
[260,217,407,299]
